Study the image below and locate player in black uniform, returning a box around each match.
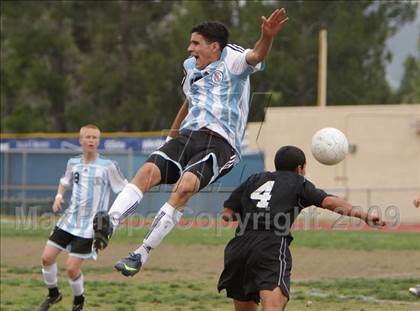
[217,145,386,311]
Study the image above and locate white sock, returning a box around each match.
[141,203,183,258]
[108,183,143,227]
[42,263,58,288]
[68,273,84,296]
[133,244,151,264]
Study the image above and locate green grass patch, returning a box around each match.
[293,277,420,302]
[1,275,419,310]
[0,277,230,311]
[2,218,420,250]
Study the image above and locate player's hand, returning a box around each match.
[261,8,288,38]
[365,215,386,228]
[221,207,237,222]
[52,194,64,212]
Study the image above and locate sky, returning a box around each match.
[386,5,420,90]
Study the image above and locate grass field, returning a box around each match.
[1,218,420,310]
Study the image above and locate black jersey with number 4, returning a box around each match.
[224,171,329,237]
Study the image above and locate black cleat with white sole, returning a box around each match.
[37,293,63,311]
[93,211,113,251]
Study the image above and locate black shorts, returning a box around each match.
[146,128,237,190]
[48,226,93,256]
[218,231,292,303]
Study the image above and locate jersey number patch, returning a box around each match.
[74,172,80,184]
[250,181,274,209]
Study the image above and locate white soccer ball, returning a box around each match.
[311,127,349,165]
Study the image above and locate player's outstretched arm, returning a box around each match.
[167,98,189,140]
[246,8,288,66]
[321,196,386,228]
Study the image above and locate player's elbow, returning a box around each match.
[246,51,262,67]
[221,208,237,222]
[321,196,337,210]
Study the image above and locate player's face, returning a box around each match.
[188,32,220,69]
[80,128,100,154]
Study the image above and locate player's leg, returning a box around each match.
[219,235,260,311]
[38,227,71,310]
[94,138,184,251]
[93,162,161,251]
[108,162,162,226]
[260,287,288,311]
[114,130,235,276]
[39,245,63,311]
[115,141,222,276]
[114,171,197,276]
[66,256,85,311]
[233,300,258,311]
[258,237,291,311]
[66,235,94,311]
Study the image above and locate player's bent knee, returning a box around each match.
[41,255,55,267]
[66,261,81,279]
[66,265,81,279]
[174,173,200,198]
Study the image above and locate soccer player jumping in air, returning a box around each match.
[93,8,289,276]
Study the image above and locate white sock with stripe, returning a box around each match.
[108,183,143,227]
[68,273,84,297]
[134,202,183,264]
[42,263,58,288]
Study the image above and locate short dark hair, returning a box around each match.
[191,21,229,50]
[274,146,306,171]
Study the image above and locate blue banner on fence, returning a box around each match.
[0,137,166,153]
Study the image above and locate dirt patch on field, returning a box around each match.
[2,238,420,283]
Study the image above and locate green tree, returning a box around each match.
[397,39,420,103]
[1,0,80,132]
[1,0,418,133]
[240,0,417,106]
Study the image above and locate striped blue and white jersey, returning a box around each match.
[181,44,264,159]
[56,155,127,238]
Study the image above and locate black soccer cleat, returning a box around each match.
[93,211,113,251]
[37,292,63,311]
[72,294,85,311]
[114,252,143,277]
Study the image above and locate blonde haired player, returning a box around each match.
[37,124,127,311]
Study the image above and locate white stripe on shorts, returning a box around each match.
[278,237,290,296]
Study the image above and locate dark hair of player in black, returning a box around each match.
[274,146,306,172]
[191,22,229,50]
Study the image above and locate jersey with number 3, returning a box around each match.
[224,171,329,236]
[56,155,127,238]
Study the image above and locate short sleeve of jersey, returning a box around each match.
[59,160,73,188]
[299,179,329,208]
[107,161,128,193]
[182,57,195,96]
[225,45,264,76]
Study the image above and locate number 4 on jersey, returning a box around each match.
[250,181,274,209]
